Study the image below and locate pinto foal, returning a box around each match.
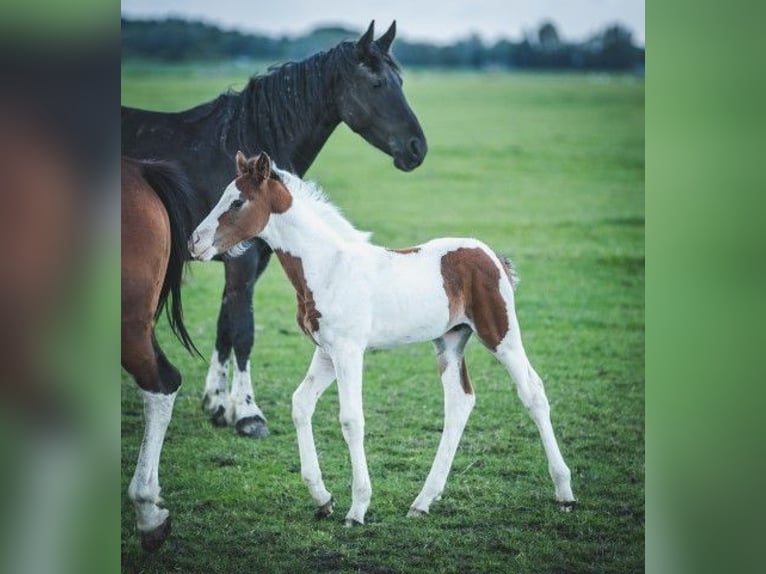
[189,152,575,525]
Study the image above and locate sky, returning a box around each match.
[121,0,644,46]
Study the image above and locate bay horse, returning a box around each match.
[122,157,199,551]
[189,152,576,526]
[122,21,427,438]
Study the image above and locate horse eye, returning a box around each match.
[230,198,245,211]
[372,79,383,89]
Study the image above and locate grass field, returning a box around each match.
[121,62,644,573]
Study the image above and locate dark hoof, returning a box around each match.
[559,500,577,512]
[140,516,171,552]
[210,405,227,427]
[235,415,269,438]
[315,497,335,519]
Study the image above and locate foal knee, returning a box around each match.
[292,385,314,427]
[339,412,364,438]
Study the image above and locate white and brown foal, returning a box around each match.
[189,152,575,526]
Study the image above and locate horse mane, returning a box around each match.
[224,41,401,164]
[272,165,372,244]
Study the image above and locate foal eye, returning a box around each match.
[372,79,383,89]
[230,198,245,211]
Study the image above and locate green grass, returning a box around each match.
[122,64,644,573]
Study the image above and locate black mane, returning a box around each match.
[221,41,400,167]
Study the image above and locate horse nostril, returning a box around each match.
[408,137,424,158]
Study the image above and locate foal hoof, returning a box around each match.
[315,497,335,519]
[209,405,227,427]
[558,500,577,512]
[235,415,269,438]
[344,518,363,528]
[406,507,428,518]
[140,516,171,553]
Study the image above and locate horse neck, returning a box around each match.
[241,50,346,177]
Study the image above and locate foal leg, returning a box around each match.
[494,322,575,509]
[292,348,336,517]
[409,326,475,516]
[332,345,372,526]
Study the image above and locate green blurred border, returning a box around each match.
[647,1,766,573]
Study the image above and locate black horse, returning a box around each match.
[122,21,427,438]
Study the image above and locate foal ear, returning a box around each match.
[355,20,375,57]
[236,151,249,176]
[376,21,396,53]
[253,152,271,182]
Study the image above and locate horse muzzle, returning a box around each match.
[393,136,427,172]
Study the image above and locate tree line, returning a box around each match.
[122,17,644,72]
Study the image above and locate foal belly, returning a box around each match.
[367,280,451,349]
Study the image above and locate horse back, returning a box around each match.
[122,104,237,213]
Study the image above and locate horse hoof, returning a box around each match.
[407,507,427,518]
[235,415,269,438]
[559,500,576,512]
[344,517,364,528]
[315,497,335,519]
[210,406,227,427]
[140,516,171,552]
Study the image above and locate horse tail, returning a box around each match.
[140,159,202,357]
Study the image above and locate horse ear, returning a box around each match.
[254,152,271,181]
[355,20,375,58]
[236,151,248,176]
[376,21,396,53]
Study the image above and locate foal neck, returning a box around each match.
[262,185,348,260]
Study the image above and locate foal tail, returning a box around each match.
[499,255,520,291]
[141,160,202,357]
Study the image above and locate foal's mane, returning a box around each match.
[272,166,371,244]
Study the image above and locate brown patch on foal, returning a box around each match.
[274,249,322,340]
[440,248,509,350]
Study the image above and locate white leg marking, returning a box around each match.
[128,390,177,533]
[332,346,371,526]
[497,326,574,504]
[202,350,229,419]
[225,360,266,426]
[292,348,336,508]
[410,333,475,515]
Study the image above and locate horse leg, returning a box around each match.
[201,304,231,427]
[223,245,271,437]
[332,344,371,526]
[291,347,336,517]
[409,326,475,516]
[200,247,270,437]
[493,317,575,509]
[122,321,180,551]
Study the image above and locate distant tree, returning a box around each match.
[538,21,560,51]
[120,16,644,72]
